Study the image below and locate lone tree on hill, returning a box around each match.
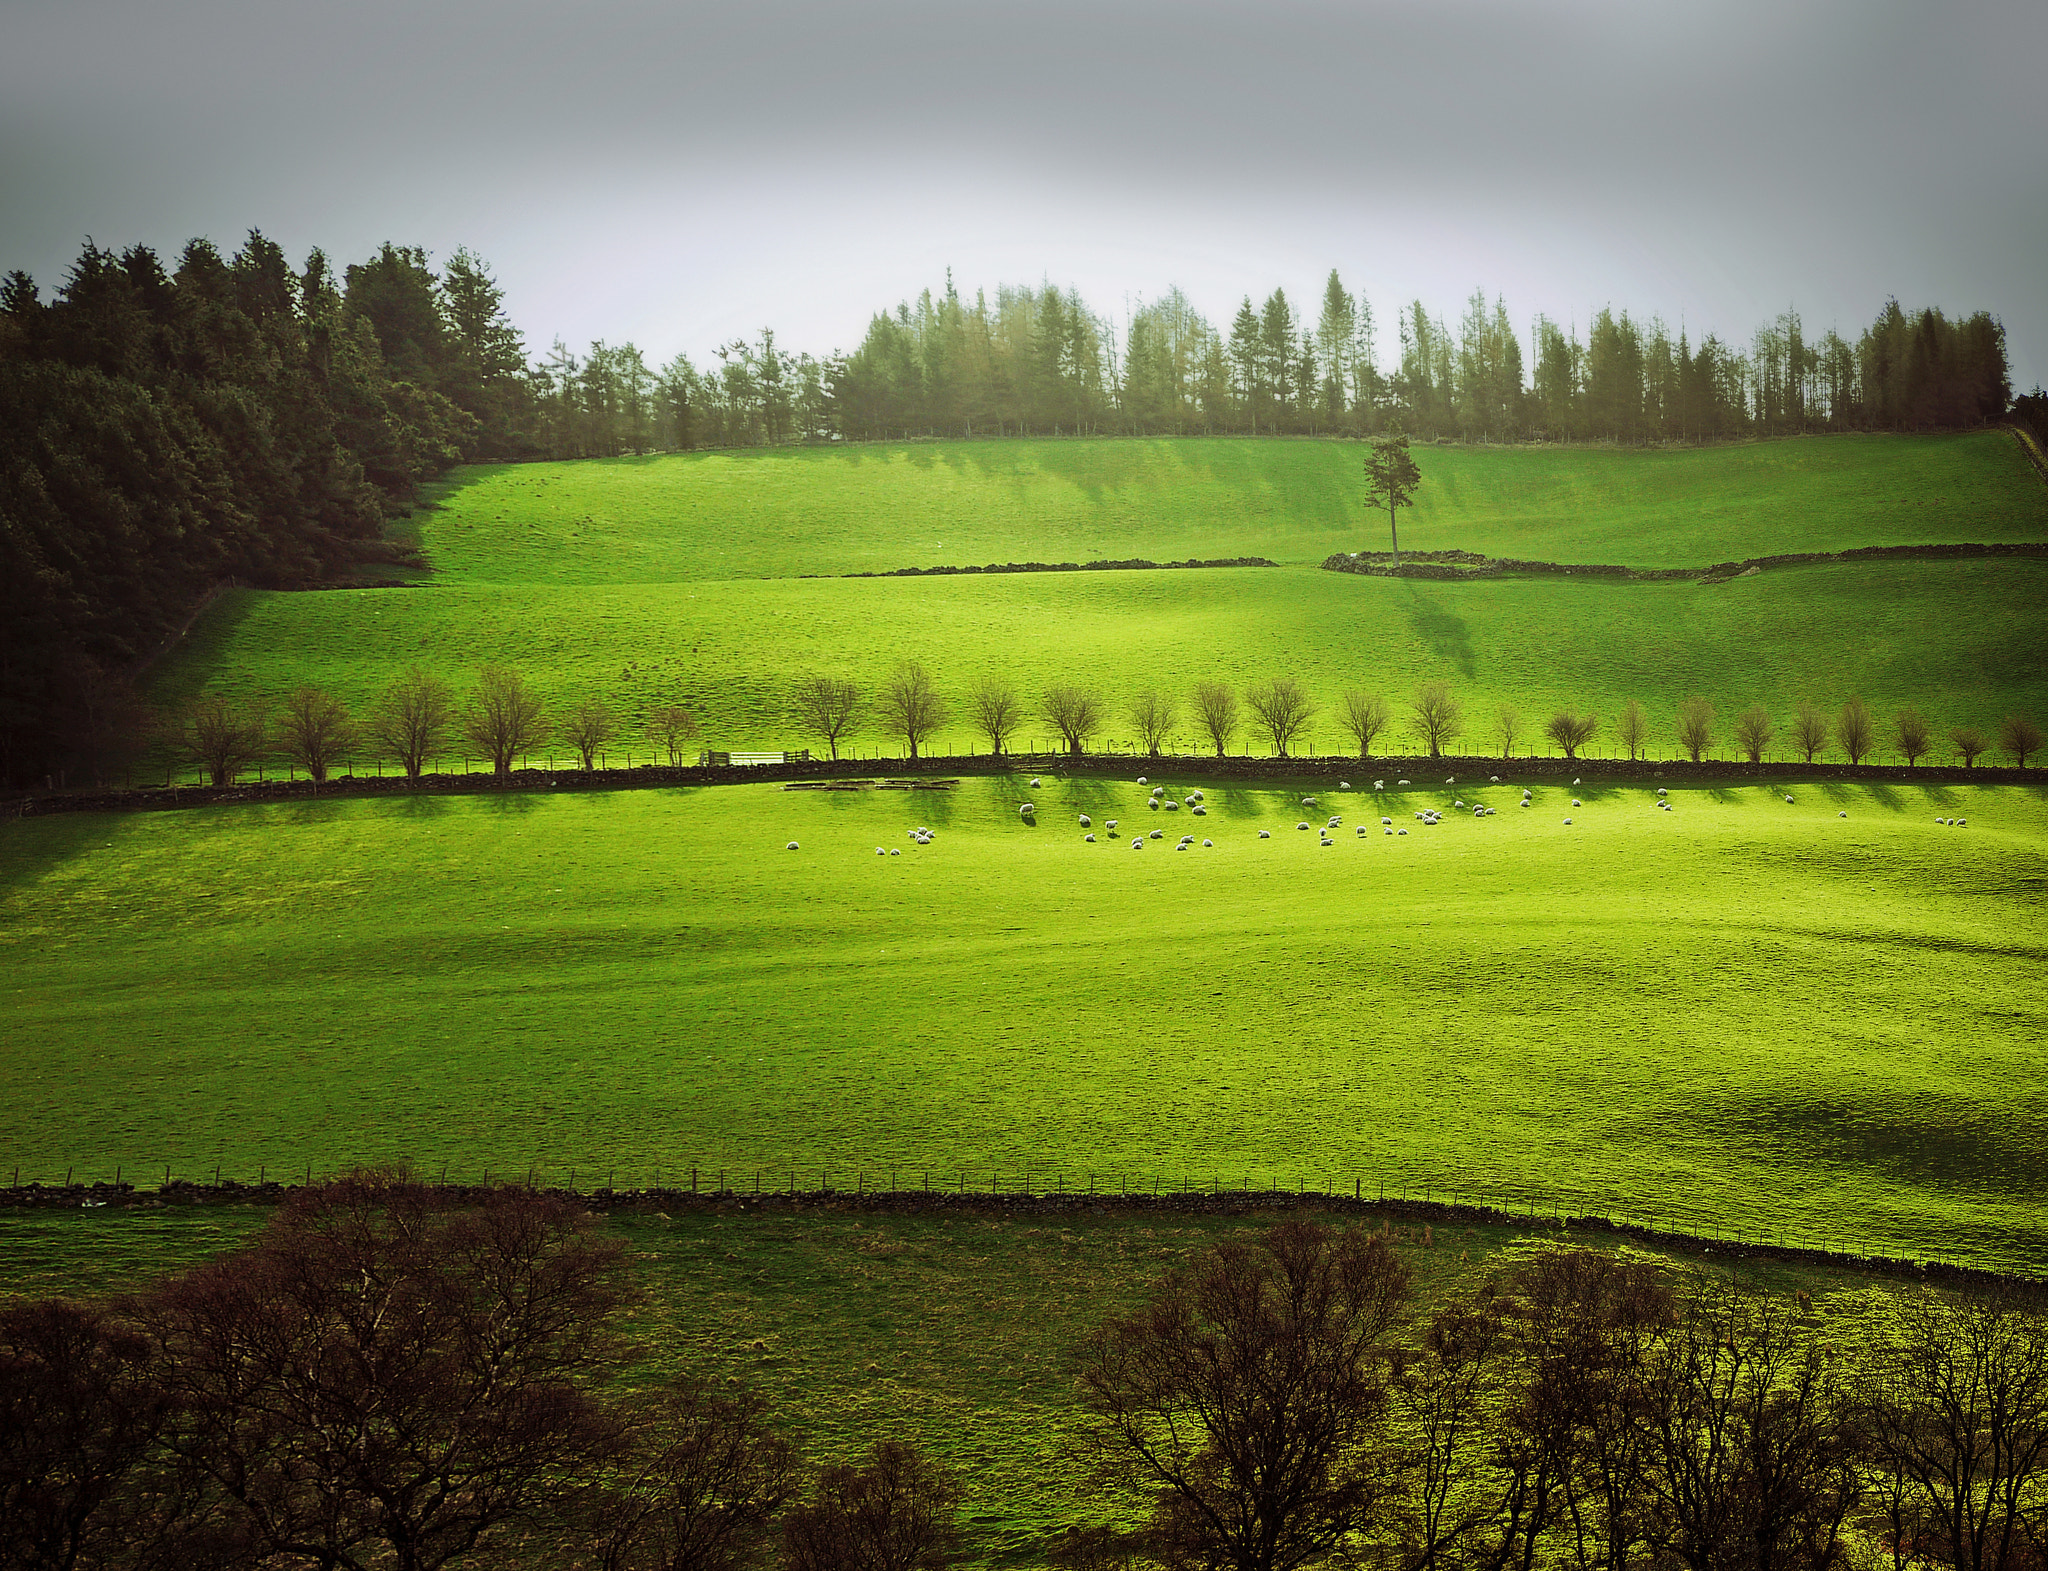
[646,703,699,765]
[1734,706,1774,764]
[1792,702,1829,763]
[969,677,1022,756]
[463,664,547,777]
[1361,434,1422,567]
[1192,681,1240,757]
[369,667,453,781]
[1951,726,1988,767]
[277,687,354,784]
[1041,685,1106,756]
[563,697,617,770]
[1616,698,1648,762]
[181,693,268,786]
[1127,690,1179,757]
[2000,713,2043,767]
[1409,679,1463,758]
[1245,677,1316,757]
[1894,706,1931,767]
[881,662,946,760]
[1675,696,1716,762]
[1545,710,1598,760]
[1080,1221,1409,1571]
[1837,696,1875,765]
[1338,690,1392,758]
[791,675,862,761]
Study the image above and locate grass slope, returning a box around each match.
[406,431,2048,582]
[5,777,2044,1271]
[152,558,2048,763]
[0,1202,1919,1566]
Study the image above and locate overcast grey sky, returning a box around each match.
[4,0,2043,390]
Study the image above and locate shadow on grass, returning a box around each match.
[1739,1090,2048,1207]
[0,815,109,898]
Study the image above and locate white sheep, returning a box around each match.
[1572,798,1581,807]
[1297,821,1310,830]
[1339,781,1350,789]
[1149,799,1160,811]
[1958,819,1968,827]
[889,848,901,856]
[1137,776,1148,785]
[1258,829,1272,839]
[1445,777,1455,785]
[1563,818,1572,825]
[1175,842,1186,851]
[1084,833,1096,843]
[1398,828,1408,835]
[1573,777,1581,786]
[1202,838,1213,848]
[1490,775,1501,783]
[1385,827,1393,835]
[1192,805,1207,816]
[1106,820,1118,830]
[1030,776,1041,787]
[1165,799,1179,810]
[1786,795,1796,804]
[1356,825,1368,835]
[1657,787,1668,796]
[1132,838,1144,849]
[1454,799,1464,808]
[1328,815,1342,827]
[1381,816,1392,825]
[1397,779,1410,786]
[1079,814,1091,826]
[1838,810,1847,818]
[1374,779,1385,791]
[786,841,800,850]
[876,847,885,856]
[1150,828,1163,839]
[1020,803,1034,816]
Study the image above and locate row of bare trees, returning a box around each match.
[172,668,700,787]
[7,1195,2045,1571]
[793,670,2046,769]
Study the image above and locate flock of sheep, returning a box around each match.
[779,770,1962,854]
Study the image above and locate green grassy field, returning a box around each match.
[141,432,2048,765]
[0,1201,1926,1566]
[6,774,2045,1270]
[403,431,2048,583]
[153,556,2048,764]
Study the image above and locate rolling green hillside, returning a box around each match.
[5,775,2045,1271]
[406,431,2047,583]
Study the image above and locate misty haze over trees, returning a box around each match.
[0,231,2028,781]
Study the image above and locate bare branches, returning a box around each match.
[968,678,1022,756]
[1409,679,1463,759]
[783,1441,962,1571]
[1952,726,1987,767]
[1837,696,1874,765]
[1792,702,1829,763]
[369,667,453,782]
[1245,677,1316,757]
[1041,685,1105,757]
[180,693,268,787]
[1191,681,1239,758]
[1339,690,1391,759]
[1894,706,1931,767]
[564,698,618,770]
[1616,698,1648,762]
[880,662,947,760]
[1675,696,1715,762]
[462,664,547,776]
[1734,705,1773,764]
[1126,690,1178,758]
[276,687,353,784]
[2001,713,2044,767]
[1544,710,1598,760]
[646,703,699,766]
[791,676,862,762]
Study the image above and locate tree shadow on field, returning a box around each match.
[466,793,537,818]
[0,815,107,898]
[1860,782,1905,811]
[1401,587,1475,679]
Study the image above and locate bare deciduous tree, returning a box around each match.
[1734,706,1774,764]
[1544,710,1598,760]
[595,1378,796,1571]
[1675,697,1715,763]
[463,665,547,777]
[1041,686,1105,757]
[369,667,453,782]
[1837,696,1875,765]
[181,693,268,787]
[1494,705,1521,759]
[563,698,618,770]
[1894,707,1932,767]
[969,677,1022,756]
[646,704,699,766]
[1245,677,1316,758]
[792,676,862,761]
[0,1298,171,1571]
[1126,690,1178,758]
[2000,713,2044,768]
[1192,681,1240,757]
[1855,1292,2048,1571]
[276,687,354,784]
[881,663,947,760]
[1792,702,1829,764]
[141,1175,630,1571]
[782,1440,962,1571]
[1338,690,1391,759]
[1951,726,1988,768]
[1080,1221,1409,1571]
[1410,680,1463,760]
[1616,699,1648,762]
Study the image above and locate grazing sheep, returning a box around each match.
[1573,777,1581,786]
[1192,806,1207,816]
[1297,821,1311,830]
[1259,829,1272,839]
[1079,814,1092,826]
[1175,842,1186,851]
[1474,807,1485,817]
[1381,816,1392,825]
[1572,798,1581,807]
[876,847,885,856]
[1385,827,1393,835]
[1657,787,1668,796]
[1356,825,1368,836]
[1563,818,1572,825]
[1020,803,1035,817]
[1374,779,1385,791]
[787,841,800,850]
[1398,828,1408,835]
[1490,775,1501,783]
[889,848,900,856]
[1397,779,1410,786]
[1132,838,1144,850]
[1339,781,1350,789]
[1106,820,1118,830]
[1084,833,1097,843]
[1030,777,1041,787]
[1958,819,1967,827]
[1838,810,1847,818]
[1137,776,1148,785]
[1150,828,1164,839]
[1165,799,1179,810]
[1521,799,1530,807]
[1786,795,1796,804]
[1202,838,1214,848]
[1328,815,1342,827]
